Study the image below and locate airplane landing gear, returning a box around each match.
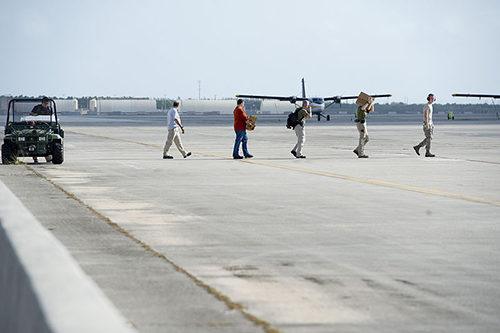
[317,113,331,121]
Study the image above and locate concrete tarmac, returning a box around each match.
[1,114,500,333]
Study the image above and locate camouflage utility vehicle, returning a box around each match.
[1,98,64,164]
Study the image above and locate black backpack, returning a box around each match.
[286,108,301,129]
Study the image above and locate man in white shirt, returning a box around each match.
[413,93,435,157]
[163,101,191,159]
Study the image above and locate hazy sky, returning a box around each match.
[1,0,499,104]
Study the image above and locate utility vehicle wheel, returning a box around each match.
[1,142,17,164]
[52,143,64,164]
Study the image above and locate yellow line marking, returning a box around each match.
[68,130,500,207]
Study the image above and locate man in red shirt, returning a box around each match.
[233,99,253,159]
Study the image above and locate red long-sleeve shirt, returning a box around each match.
[233,106,248,131]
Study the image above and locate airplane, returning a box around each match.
[236,78,392,121]
[452,93,500,119]
[452,93,500,99]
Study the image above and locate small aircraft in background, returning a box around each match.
[452,93,500,119]
[452,93,500,99]
[236,78,392,121]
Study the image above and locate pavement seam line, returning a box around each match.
[68,130,500,207]
[240,159,500,207]
[23,164,283,333]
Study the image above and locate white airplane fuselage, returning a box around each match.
[308,97,325,115]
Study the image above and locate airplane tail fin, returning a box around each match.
[302,78,306,98]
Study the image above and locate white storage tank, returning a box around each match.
[89,99,98,113]
[53,99,78,113]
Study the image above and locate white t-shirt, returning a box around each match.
[167,107,180,131]
[423,103,433,126]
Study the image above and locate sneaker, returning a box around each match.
[233,156,244,159]
[413,146,420,156]
[358,155,369,158]
[163,155,174,159]
[425,152,435,157]
[296,155,306,158]
[291,150,297,157]
[353,149,359,157]
[244,154,253,158]
[184,152,192,158]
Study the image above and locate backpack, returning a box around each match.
[286,108,302,129]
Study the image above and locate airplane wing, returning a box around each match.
[236,93,392,103]
[452,93,500,99]
[369,94,392,99]
[323,95,358,102]
[236,94,308,103]
[324,94,392,103]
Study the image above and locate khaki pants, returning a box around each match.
[416,125,433,153]
[356,122,369,156]
[163,127,187,157]
[293,125,306,156]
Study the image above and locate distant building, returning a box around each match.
[90,98,158,114]
[55,99,78,114]
[0,95,12,114]
[179,100,236,115]
[0,97,78,114]
[260,100,296,114]
[179,99,295,115]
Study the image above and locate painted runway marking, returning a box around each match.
[372,150,500,165]
[436,156,500,165]
[68,130,500,207]
[121,163,144,170]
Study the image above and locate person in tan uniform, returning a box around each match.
[413,93,435,157]
[353,96,374,158]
